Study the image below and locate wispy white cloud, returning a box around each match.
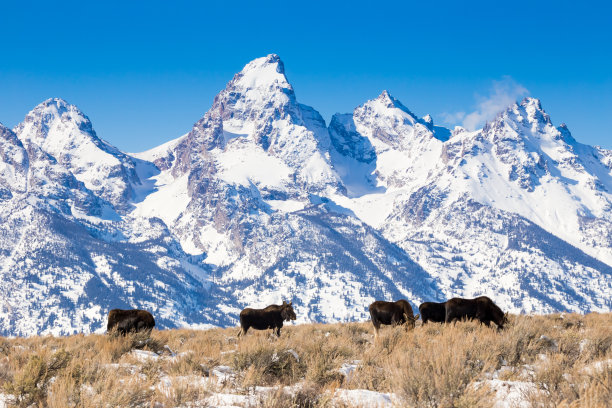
[439,111,467,125]
[442,77,528,131]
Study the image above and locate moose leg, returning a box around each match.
[275,327,281,337]
[372,321,380,338]
[402,313,410,331]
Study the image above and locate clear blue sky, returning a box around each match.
[1,0,610,151]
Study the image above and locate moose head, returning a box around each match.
[280,301,296,321]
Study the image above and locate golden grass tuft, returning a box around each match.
[0,313,611,407]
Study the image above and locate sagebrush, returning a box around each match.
[0,313,610,407]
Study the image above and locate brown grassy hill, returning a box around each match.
[0,313,611,407]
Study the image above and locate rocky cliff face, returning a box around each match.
[1,55,611,336]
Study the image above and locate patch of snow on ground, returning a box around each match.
[156,375,211,398]
[479,379,538,408]
[210,365,236,385]
[205,392,258,408]
[203,384,305,407]
[334,388,398,407]
[103,363,140,374]
[582,359,612,374]
[0,394,12,408]
[339,360,361,381]
[129,349,160,362]
[286,349,299,362]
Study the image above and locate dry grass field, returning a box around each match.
[0,313,611,407]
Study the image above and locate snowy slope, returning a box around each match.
[1,55,611,336]
[437,98,612,265]
[0,123,28,196]
[15,98,141,210]
[332,95,612,313]
[0,118,215,336]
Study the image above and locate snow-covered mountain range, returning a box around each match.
[1,54,611,336]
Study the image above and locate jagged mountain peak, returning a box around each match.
[15,97,96,142]
[481,96,557,143]
[369,90,417,119]
[207,54,300,127]
[377,89,394,103]
[229,53,291,92]
[519,97,552,125]
[498,96,552,128]
[348,91,440,155]
[33,97,73,111]
[170,54,341,201]
[0,122,24,153]
[520,96,543,110]
[15,97,117,158]
[29,97,72,113]
[244,53,284,72]
[451,125,468,136]
[175,54,313,157]
[13,98,141,210]
[14,97,135,156]
[1,121,16,138]
[436,95,612,266]
[556,123,576,143]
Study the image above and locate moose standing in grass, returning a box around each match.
[238,301,297,337]
[107,309,155,335]
[369,299,419,338]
